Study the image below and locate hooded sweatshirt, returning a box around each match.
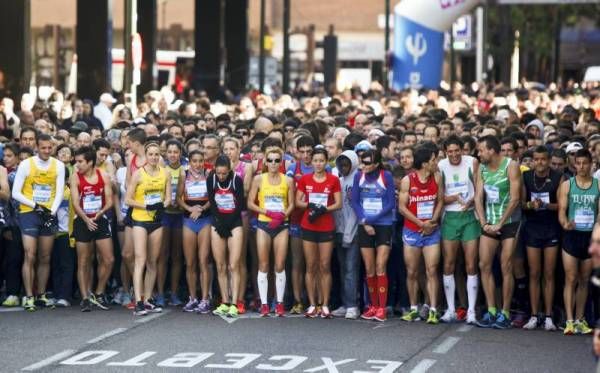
[525,119,544,139]
[333,150,359,246]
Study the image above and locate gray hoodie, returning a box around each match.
[333,150,359,246]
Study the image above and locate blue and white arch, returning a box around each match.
[393,0,479,90]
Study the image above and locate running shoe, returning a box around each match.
[260,304,270,317]
[169,293,183,307]
[345,307,359,320]
[441,309,457,323]
[228,304,239,318]
[80,298,92,312]
[476,312,496,328]
[456,307,467,322]
[23,296,36,312]
[195,299,210,314]
[361,305,377,320]
[134,301,147,316]
[154,294,166,308]
[90,293,110,310]
[426,310,439,324]
[493,313,511,329]
[37,293,55,308]
[564,320,576,335]
[522,316,539,330]
[275,303,285,317]
[401,309,420,322]
[55,299,71,308]
[305,305,319,318]
[183,297,199,313]
[419,304,430,320]
[511,312,527,328]
[544,317,557,331]
[289,302,304,315]
[320,306,332,319]
[122,293,134,309]
[576,319,593,335]
[331,306,347,317]
[112,289,124,305]
[466,310,477,325]
[213,303,230,316]
[236,301,246,315]
[374,307,387,322]
[144,299,163,313]
[2,295,20,307]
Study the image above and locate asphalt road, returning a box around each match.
[1,306,595,373]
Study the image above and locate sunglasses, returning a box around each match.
[266,158,282,164]
[362,160,374,166]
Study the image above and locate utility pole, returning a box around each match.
[384,0,390,91]
[258,0,265,92]
[282,0,291,94]
[450,27,456,88]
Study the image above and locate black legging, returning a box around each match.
[2,226,24,296]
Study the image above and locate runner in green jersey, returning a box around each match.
[474,135,522,329]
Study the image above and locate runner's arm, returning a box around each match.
[70,173,87,220]
[474,165,486,226]
[558,179,570,228]
[11,160,35,208]
[285,176,296,218]
[246,175,263,214]
[50,161,65,215]
[496,161,521,226]
[432,173,444,224]
[125,170,144,209]
[398,175,423,229]
[98,170,114,216]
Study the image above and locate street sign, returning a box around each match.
[445,15,473,51]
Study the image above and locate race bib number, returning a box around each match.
[362,197,383,216]
[447,181,468,198]
[265,195,284,212]
[417,200,434,220]
[144,192,162,205]
[531,192,550,204]
[186,180,207,199]
[574,208,594,230]
[309,192,328,207]
[82,194,102,215]
[215,192,236,211]
[32,184,51,203]
[484,185,500,204]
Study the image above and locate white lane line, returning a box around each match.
[0,307,24,312]
[410,359,436,373]
[86,328,128,344]
[134,309,170,323]
[457,324,473,333]
[433,336,461,354]
[21,349,76,371]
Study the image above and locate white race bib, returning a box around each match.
[308,192,328,207]
[574,208,594,230]
[362,197,383,216]
[32,184,51,203]
[186,180,207,199]
[215,193,236,211]
[82,194,102,215]
[447,181,468,197]
[484,185,500,204]
[265,195,284,212]
[531,192,550,204]
[417,200,434,219]
[144,192,162,205]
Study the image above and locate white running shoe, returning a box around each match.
[522,316,539,330]
[441,309,457,323]
[544,317,557,331]
[55,299,71,307]
[331,306,346,317]
[466,309,477,324]
[345,307,359,320]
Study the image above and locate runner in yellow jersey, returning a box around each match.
[12,133,66,311]
[125,142,171,316]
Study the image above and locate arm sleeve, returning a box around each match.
[364,171,395,224]
[50,161,66,215]
[350,172,365,222]
[11,159,35,209]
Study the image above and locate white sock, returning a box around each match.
[275,271,286,303]
[443,275,455,312]
[257,271,268,305]
[467,275,479,313]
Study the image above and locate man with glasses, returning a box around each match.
[202,134,220,171]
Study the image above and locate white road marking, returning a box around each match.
[433,336,460,354]
[134,309,170,323]
[21,349,76,371]
[0,307,24,312]
[86,328,128,344]
[457,324,473,333]
[409,359,436,373]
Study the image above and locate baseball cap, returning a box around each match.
[354,140,373,153]
[70,121,88,133]
[99,93,117,104]
[566,142,583,154]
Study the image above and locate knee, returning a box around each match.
[38,253,51,265]
[319,261,331,275]
[479,259,492,274]
[406,268,418,281]
[425,265,438,278]
[564,272,577,285]
[103,255,115,268]
[306,262,318,276]
[375,264,387,275]
[529,268,541,280]
[228,262,239,274]
[465,263,477,275]
[216,262,227,274]
[443,262,455,275]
